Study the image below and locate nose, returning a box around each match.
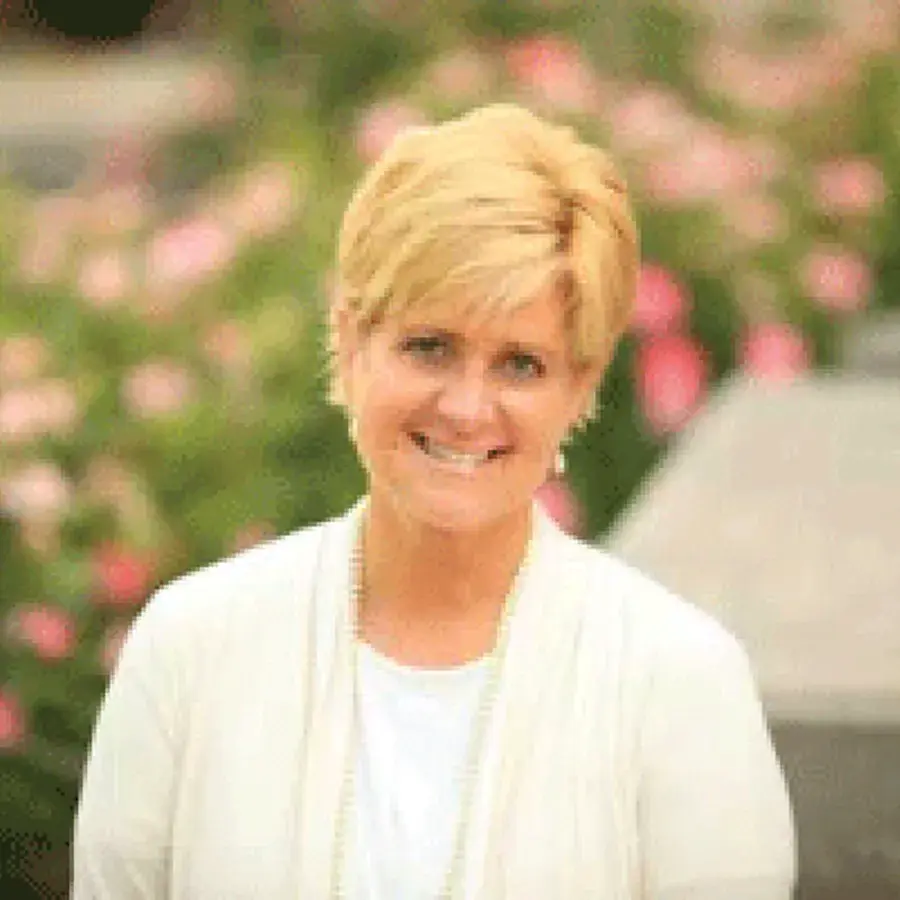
[434,361,495,429]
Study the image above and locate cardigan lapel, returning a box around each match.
[295,500,363,897]
[460,505,587,897]
[463,508,636,899]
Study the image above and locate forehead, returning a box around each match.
[391,285,569,349]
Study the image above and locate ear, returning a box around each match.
[331,304,363,406]
[332,304,359,353]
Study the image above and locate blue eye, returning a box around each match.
[502,353,546,379]
[401,335,451,363]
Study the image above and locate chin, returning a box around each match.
[389,484,533,536]
[366,444,544,535]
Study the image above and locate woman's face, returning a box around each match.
[337,284,601,533]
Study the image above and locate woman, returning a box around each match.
[72,104,796,899]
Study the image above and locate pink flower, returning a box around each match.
[643,130,784,208]
[740,322,811,382]
[0,462,73,523]
[122,360,197,419]
[630,264,689,335]
[0,335,49,385]
[354,101,428,163]
[642,127,758,205]
[426,47,495,100]
[722,52,808,113]
[0,688,26,750]
[7,603,77,661]
[800,246,872,313]
[505,36,602,113]
[146,215,237,291]
[202,320,253,376]
[634,334,709,436]
[92,542,155,607]
[698,42,853,115]
[77,249,132,308]
[0,390,40,443]
[607,86,695,154]
[812,158,886,216]
[227,162,303,238]
[534,477,583,537]
[0,379,81,444]
[721,194,789,246]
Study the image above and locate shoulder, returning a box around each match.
[577,546,765,741]
[148,520,326,625]
[567,532,743,652]
[559,530,749,680]
[117,513,340,671]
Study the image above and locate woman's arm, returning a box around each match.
[71,589,185,899]
[638,625,797,900]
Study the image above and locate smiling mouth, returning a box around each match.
[409,432,509,469]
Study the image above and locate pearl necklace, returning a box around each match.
[330,510,533,900]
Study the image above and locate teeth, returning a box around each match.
[430,444,486,464]
[413,434,498,469]
[427,442,487,467]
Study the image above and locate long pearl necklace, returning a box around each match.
[330,510,533,900]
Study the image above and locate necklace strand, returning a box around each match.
[330,509,532,900]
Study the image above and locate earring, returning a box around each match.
[349,417,358,444]
[553,448,566,478]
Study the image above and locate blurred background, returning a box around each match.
[1,1,898,897]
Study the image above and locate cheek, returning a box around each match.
[505,391,575,451]
[354,373,423,442]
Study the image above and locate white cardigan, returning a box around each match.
[72,499,796,899]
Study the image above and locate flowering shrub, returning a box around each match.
[0,108,362,877]
[1,0,899,891]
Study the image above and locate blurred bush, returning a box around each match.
[1,0,898,893]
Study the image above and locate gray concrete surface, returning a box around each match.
[0,45,235,189]
[843,310,900,378]
[606,373,900,898]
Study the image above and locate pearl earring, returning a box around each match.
[553,448,566,478]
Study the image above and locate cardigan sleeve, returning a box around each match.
[637,622,797,900]
[71,587,186,900]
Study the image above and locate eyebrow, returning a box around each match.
[401,326,556,358]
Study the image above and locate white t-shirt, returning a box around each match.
[346,642,489,900]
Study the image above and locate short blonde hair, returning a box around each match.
[329,103,639,420]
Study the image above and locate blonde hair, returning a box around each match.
[329,103,639,422]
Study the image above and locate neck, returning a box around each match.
[356,493,533,662]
